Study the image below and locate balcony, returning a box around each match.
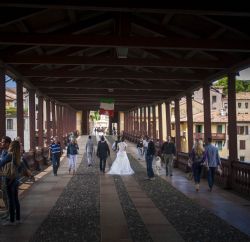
[193,133,226,140]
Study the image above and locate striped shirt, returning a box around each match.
[50,143,61,154]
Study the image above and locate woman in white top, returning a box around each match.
[108,137,134,175]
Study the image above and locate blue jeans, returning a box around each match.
[207,167,216,189]
[146,154,154,178]
[192,163,202,183]
[6,179,20,223]
[51,153,60,175]
[99,158,107,172]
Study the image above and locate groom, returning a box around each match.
[96,136,110,173]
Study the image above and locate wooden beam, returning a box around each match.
[1,33,250,52]
[0,2,249,16]
[21,69,206,80]
[2,55,229,69]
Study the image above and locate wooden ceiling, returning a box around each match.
[0,2,250,111]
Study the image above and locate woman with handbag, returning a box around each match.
[189,140,206,192]
[0,140,21,226]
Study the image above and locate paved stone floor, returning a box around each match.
[0,135,249,242]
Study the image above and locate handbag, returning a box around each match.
[217,166,223,176]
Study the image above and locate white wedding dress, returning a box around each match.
[108,142,134,175]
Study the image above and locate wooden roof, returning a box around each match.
[0,2,250,111]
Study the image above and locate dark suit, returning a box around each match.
[97,141,110,172]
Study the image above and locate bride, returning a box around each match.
[108,137,134,175]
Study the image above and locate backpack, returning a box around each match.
[2,160,18,180]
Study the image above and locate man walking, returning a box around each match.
[97,136,110,173]
[145,137,155,180]
[205,137,221,191]
[161,136,176,176]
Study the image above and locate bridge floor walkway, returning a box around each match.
[0,135,249,242]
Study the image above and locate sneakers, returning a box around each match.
[15,220,22,225]
[150,177,155,181]
[2,221,16,226]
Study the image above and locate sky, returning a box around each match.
[4,67,250,88]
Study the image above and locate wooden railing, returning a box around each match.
[123,132,250,197]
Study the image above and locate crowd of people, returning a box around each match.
[0,131,221,226]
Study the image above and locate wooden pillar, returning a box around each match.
[51,101,56,137]
[109,115,112,135]
[46,99,51,146]
[59,105,63,144]
[37,95,44,147]
[203,82,212,144]
[228,72,238,188]
[186,93,194,153]
[56,104,60,138]
[16,80,24,145]
[148,106,151,138]
[140,107,143,135]
[29,89,36,150]
[144,106,147,135]
[152,105,156,140]
[165,101,171,139]
[82,110,89,135]
[158,103,163,142]
[174,99,181,153]
[117,111,120,135]
[0,67,6,138]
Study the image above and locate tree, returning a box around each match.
[213,77,250,94]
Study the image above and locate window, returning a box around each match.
[212,95,217,103]
[245,126,249,135]
[238,102,242,108]
[217,141,223,150]
[240,140,246,150]
[217,125,223,134]
[7,119,13,130]
[237,126,245,135]
[245,103,248,109]
[196,125,202,133]
[240,156,245,162]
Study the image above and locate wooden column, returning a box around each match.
[174,99,181,153]
[228,72,238,188]
[59,105,63,144]
[140,107,143,135]
[165,101,171,139]
[186,93,194,153]
[117,111,120,135]
[46,99,51,146]
[0,67,6,138]
[51,101,56,137]
[152,105,156,140]
[56,104,60,138]
[29,89,36,150]
[16,80,24,145]
[144,106,147,135]
[37,95,44,147]
[203,82,212,144]
[158,103,163,142]
[82,110,89,135]
[148,106,151,138]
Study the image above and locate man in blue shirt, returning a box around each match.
[49,137,62,176]
[205,137,222,191]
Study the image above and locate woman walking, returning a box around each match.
[0,140,21,226]
[67,138,79,174]
[189,140,206,192]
